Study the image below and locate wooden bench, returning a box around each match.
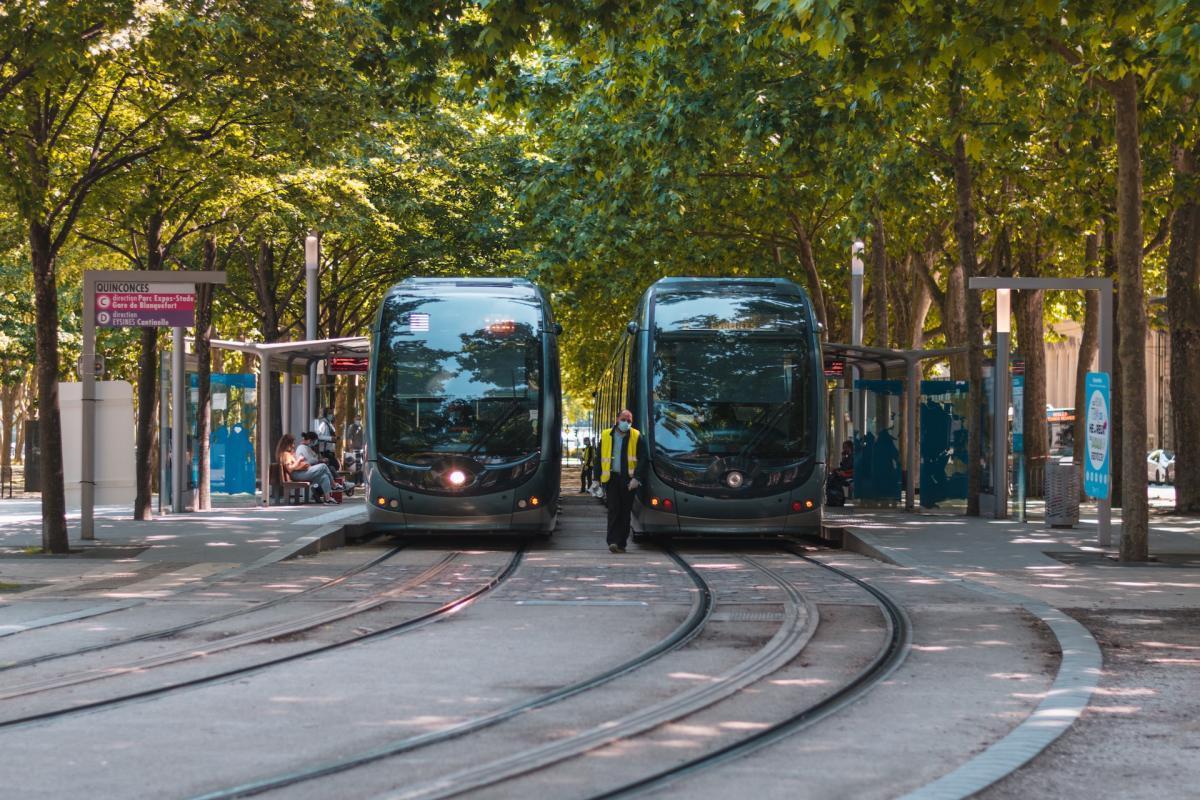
[270,462,312,505]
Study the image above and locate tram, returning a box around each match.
[593,277,825,537]
[366,278,562,534]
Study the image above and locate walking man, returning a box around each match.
[600,409,646,553]
[580,436,594,493]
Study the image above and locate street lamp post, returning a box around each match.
[303,232,319,431]
[850,240,865,434]
[993,289,1011,520]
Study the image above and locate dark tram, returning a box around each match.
[593,277,825,537]
[366,278,562,534]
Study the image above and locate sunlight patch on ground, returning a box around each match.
[770,678,830,687]
[1092,687,1157,697]
[990,672,1033,680]
[1138,641,1200,650]
[665,723,721,737]
[668,672,717,682]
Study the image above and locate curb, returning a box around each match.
[841,526,1102,800]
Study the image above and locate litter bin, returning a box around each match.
[1044,456,1079,528]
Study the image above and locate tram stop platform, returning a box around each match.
[826,503,1200,611]
[1,498,366,559]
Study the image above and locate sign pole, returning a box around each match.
[81,274,97,540]
[1097,289,1113,547]
[172,326,186,513]
[1012,373,1025,522]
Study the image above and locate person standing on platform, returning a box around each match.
[600,409,646,554]
[580,436,595,493]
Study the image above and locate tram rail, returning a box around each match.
[0,546,527,730]
[0,543,406,673]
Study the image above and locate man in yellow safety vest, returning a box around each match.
[600,408,647,553]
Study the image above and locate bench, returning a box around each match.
[270,462,312,505]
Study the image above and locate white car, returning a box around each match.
[1147,449,1175,485]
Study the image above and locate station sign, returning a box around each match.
[1083,371,1111,500]
[824,358,845,379]
[94,281,195,327]
[330,355,369,373]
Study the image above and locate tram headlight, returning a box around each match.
[448,469,467,487]
[725,471,745,489]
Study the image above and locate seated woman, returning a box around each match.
[276,433,336,504]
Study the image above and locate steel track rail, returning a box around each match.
[0,544,406,673]
[0,551,458,703]
[187,546,715,800]
[0,546,527,731]
[588,545,913,799]
[387,554,819,800]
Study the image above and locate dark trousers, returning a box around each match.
[581,463,591,491]
[606,475,634,547]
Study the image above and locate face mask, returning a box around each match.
[617,420,631,433]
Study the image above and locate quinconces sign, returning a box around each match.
[95,282,196,327]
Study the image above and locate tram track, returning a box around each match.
[186,545,716,800]
[242,543,905,800]
[588,545,912,799]
[381,552,820,800]
[0,545,527,730]
[0,550,456,703]
[0,543,406,672]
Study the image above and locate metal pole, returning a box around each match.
[993,289,1011,520]
[159,349,169,514]
[259,350,272,507]
[305,232,319,429]
[906,357,918,512]
[850,240,865,433]
[1098,282,1114,547]
[81,273,97,540]
[171,327,186,513]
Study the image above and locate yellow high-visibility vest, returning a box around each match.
[600,427,639,483]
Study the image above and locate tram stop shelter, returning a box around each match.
[824,343,967,512]
[210,336,370,507]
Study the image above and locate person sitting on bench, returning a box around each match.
[276,433,336,504]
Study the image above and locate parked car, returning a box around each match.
[1147,449,1175,485]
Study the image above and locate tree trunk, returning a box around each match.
[949,69,986,517]
[1074,227,1102,499]
[944,258,969,377]
[133,327,159,519]
[1111,73,1149,561]
[134,211,165,520]
[1167,144,1200,512]
[13,379,27,464]
[194,238,217,512]
[1016,287,1048,495]
[31,220,68,552]
[1,382,15,480]
[793,228,829,336]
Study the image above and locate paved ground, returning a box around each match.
[0,488,1196,799]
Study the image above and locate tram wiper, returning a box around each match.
[466,398,525,456]
[737,400,793,459]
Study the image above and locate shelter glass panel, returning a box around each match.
[918,380,969,508]
[852,379,903,502]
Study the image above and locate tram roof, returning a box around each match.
[649,276,802,294]
[389,277,539,295]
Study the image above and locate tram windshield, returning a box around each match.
[375,294,542,464]
[652,335,812,465]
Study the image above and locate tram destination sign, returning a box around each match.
[94,281,196,327]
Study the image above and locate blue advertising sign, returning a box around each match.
[1083,372,1111,499]
[1011,375,1024,454]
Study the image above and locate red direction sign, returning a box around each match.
[95,281,196,327]
[330,355,369,373]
